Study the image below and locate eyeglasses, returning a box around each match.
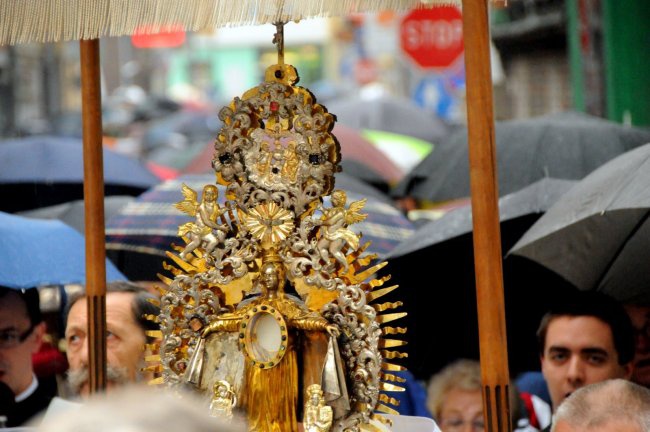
[0,324,35,349]
[440,417,485,431]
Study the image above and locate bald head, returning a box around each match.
[552,379,650,432]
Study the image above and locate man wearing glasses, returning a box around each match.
[0,286,52,427]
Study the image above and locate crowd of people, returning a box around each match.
[1,282,649,430]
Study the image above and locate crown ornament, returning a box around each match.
[148,22,408,432]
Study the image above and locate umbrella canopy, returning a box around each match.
[0,1,433,45]
[361,129,434,173]
[141,108,222,155]
[510,143,650,304]
[0,211,126,289]
[388,178,577,259]
[18,196,134,234]
[106,173,413,280]
[392,112,650,202]
[326,96,449,144]
[0,136,159,212]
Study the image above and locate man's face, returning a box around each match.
[0,292,44,395]
[541,316,632,410]
[624,304,650,388]
[65,292,146,397]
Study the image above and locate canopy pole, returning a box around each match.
[462,1,511,431]
[80,39,107,395]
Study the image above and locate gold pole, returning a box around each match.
[462,1,511,431]
[273,21,286,65]
[80,38,107,395]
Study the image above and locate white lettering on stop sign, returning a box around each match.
[404,19,463,51]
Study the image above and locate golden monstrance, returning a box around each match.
[149,23,408,432]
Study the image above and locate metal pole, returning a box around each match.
[462,1,512,431]
[79,38,107,395]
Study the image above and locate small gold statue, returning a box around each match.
[304,384,333,432]
[174,184,228,260]
[209,380,237,420]
[316,190,367,270]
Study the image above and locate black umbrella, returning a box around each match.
[326,96,449,144]
[510,143,650,304]
[381,178,577,379]
[392,112,650,203]
[388,178,577,259]
[0,136,159,212]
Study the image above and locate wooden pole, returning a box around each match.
[462,1,511,431]
[80,39,107,395]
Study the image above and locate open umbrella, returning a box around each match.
[106,173,413,281]
[510,143,650,304]
[0,136,158,212]
[0,212,125,289]
[361,129,434,173]
[393,112,650,202]
[18,196,134,234]
[388,178,576,259]
[326,96,449,144]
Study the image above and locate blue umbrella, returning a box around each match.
[0,211,126,289]
[0,136,160,212]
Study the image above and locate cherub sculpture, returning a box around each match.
[304,384,334,432]
[174,184,228,260]
[316,190,367,270]
[209,380,237,420]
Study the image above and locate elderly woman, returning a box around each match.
[427,359,550,432]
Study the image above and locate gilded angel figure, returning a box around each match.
[174,184,228,260]
[315,190,367,270]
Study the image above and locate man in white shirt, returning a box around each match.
[0,286,52,426]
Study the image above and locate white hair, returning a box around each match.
[552,379,650,432]
[37,385,245,432]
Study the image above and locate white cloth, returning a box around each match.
[383,414,441,432]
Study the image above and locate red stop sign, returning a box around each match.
[400,7,464,70]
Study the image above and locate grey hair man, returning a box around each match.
[64,281,159,397]
[552,379,650,432]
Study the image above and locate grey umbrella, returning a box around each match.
[392,112,650,202]
[510,143,650,303]
[388,177,576,259]
[326,96,449,144]
[18,196,134,234]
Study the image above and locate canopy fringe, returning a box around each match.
[0,0,469,45]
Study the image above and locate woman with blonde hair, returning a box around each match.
[427,359,550,432]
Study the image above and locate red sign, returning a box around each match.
[400,7,464,70]
[132,25,186,49]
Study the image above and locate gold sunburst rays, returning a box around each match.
[358,263,408,412]
[242,202,295,246]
